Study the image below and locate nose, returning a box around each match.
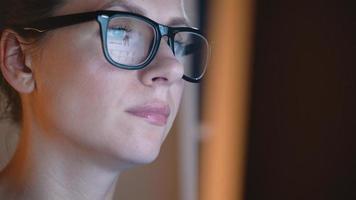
[138,38,184,86]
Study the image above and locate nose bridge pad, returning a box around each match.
[160,35,175,55]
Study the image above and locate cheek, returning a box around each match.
[171,81,185,107]
[31,28,131,132]
[166,81,184,125]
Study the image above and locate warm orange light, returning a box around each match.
[200,0,255,200]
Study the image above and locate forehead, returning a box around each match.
[56,0,187,25]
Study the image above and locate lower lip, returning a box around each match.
[127,112,168,126]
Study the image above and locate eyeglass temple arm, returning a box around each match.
[19,11,104,32]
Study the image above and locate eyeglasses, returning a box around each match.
[14,10,210,83]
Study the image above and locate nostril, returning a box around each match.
[152,77,168,82]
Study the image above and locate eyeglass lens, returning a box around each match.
[106,16,209,80]
[107,16,154,66]
[174,31,209,80]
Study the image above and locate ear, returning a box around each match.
[0,30,35,94]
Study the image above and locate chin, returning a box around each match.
[135,149,161,164]
[112,145,162,170]
[106,134,165,168]
[95,118,171,169]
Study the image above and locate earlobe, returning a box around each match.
[0,30,35,94]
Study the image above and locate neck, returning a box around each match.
[0,120,122,200]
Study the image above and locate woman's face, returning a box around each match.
[28,0,186,166]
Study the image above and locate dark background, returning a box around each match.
[245,0,355,200]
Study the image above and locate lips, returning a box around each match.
[125,102,171,126]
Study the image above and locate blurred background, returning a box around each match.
[1,0,355,199]
[115,0,355,199]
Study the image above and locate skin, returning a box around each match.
[0,0,187,199]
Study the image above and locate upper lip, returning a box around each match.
[125,101,171,118]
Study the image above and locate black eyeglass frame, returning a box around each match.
[13,10,209,83]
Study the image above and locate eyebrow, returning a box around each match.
[101,0,191,27]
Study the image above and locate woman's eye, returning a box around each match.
[174,41,186,55]
[108,26,131,38]
[174,41,198,57]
